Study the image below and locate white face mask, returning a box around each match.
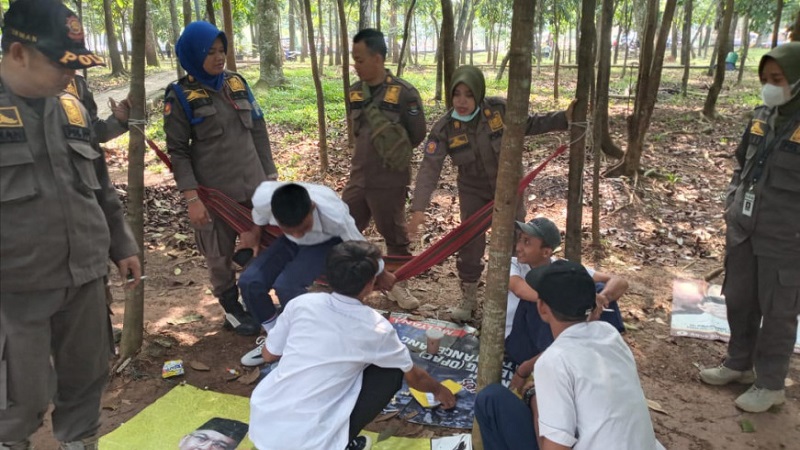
[761,83,791,107]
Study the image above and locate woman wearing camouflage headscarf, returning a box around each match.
[700,42,800,413]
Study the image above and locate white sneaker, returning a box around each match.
[734,384,786,413]
[241,336,267,367]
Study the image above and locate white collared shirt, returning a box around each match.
[250,181,364,245]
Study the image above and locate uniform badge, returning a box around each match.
[791,125,800,144]
[163,100,173,116]
[227,76,245,92]
[60,97,86,127]
[750,119,766,136]
[0,106,23,127]
[489,111,504,132]
[384,85,401,104]
[349,90,364,102]
[64,79,79,98]
[66,15,85,42]
[408,101,420,116]
[185,89,209,102]
[448,134,469,148]
[425,140,439,156]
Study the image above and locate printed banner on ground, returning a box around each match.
[670,278,800,353]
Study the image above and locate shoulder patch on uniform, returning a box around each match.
[750,119,766,136]
[449,134,469,148]
[163,100,173,116]
[384,85,401,104]
[185,89,209,102]
[350,90,364,102]
[791,125,800,144]
[64,79,79,97]
[226,75,246,92]
[408,100,420,116]
[0,106,23,127]
[489,111,504,133]
[425,139,440,156]
[59,96,86,127]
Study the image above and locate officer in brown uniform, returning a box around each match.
[164,21,278,336]
[0,1,141,449]
[409,65,573,321]
[64,74,130,144]
[343,28,426,310]
[700,42,800,413]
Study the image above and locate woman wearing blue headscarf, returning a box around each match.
[164,21,278,336]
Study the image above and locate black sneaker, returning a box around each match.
[345,436,372,450]
[223,312,260,336]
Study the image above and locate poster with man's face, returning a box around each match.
[179,417,248,450]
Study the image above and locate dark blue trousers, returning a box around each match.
[475,384,539,450]
[238,236,341,324]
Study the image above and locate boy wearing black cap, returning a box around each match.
[475,260,664,450]
[0,1,140,449]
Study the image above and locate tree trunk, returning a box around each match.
[255,0,287,88]
[300,0,308,61]
[454,0,471,64]
[495,50,511,81]
[103,0,126,76]
[794,9,800,41]
[670,17,679,60]
[564,0,596,264]
[376,0,382,30]
[183,0,192,27]
[336,0,353,148]
[737,14,750,84]
[119,0,147,361]
[302,0,329,173]
[431,12,443,101]
[317,0,325,74]
[396,0,417,77]
[536,6,543,73]
[681,0,692,96]
[607,0,678,178]
[289,0,297,51]
[486,24,493,63]
[596,0,622,159]
[620,2,632,77]
[359,0,371,30]
[705,3,721,75]
[702,24,711,58]
[328,4,334,66]
[474,0,537,447]
[440,0,456,108]
[145,8,159,67]
[389,0,398,62]
[168,0,185,78]
[221,0,237,71]
[772,0,784,48]
[205,0,216,25]
[553,17,560,100]
[613,0,626,65]
[702,0,734,119]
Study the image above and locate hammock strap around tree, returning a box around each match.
[146,139,567,282]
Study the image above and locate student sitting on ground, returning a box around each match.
[505,217,629,370]
[237,182,395,366]
[248,241,456,450]
[475,260,664,450]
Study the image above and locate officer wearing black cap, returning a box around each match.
[0,1,140,449]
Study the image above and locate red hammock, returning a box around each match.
[147,139,567,282]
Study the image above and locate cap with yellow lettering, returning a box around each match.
[2,0,105,69]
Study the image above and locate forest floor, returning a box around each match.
[31,62,799,449]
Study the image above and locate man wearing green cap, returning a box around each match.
[700,42,800,413]
[0,1,140,449]
[409,65,574,322]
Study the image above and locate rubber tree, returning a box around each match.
[222,0,237,71]
[440,0,456,108]
[396,0,418,77]
[606,0,677,178]
[102,0,126,76]
[168,0,185,78]
[119,0,147,361]
[702,0,734,119]
[336,0,354,148]
[473,0,537,445]
[255,0,287,88]
[302,0,329,172]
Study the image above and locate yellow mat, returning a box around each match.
[99,384,432,450]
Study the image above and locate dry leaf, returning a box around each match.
[646,399,668,415]
[237,368,261,385]
[189,361,210,371]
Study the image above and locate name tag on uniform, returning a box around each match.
[449,134,468,148]
[384,85,401,104]
[742,188,755,217]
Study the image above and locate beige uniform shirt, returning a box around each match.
[412,97,568,211]
[164,71,277,203]
[0,85,138,292]
[348,71,426,189]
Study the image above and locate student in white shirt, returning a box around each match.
[237,182,394,366]
[248,241,456,450]
[475,260,664,450]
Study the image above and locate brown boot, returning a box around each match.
[451,281,479,322]
[386,281,421,310]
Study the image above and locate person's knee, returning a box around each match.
[476,383,507,414]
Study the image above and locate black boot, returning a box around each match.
[219,286,260,336]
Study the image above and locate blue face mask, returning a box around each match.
[451,107,480,122]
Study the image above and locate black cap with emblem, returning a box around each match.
[2,0,105,69]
